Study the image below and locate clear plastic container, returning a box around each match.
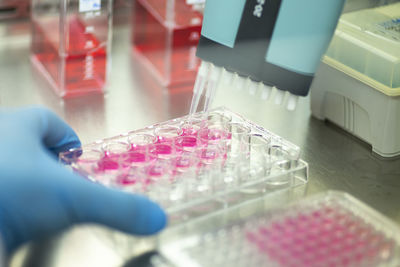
[325,2,400,95]
[131,0,203,87]
[60,107,308,224]
[31,0,112,97]
[161,191,400,267]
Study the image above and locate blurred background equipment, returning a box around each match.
[0,0,29,20]
[30,0,113,97]
[311,2,400,157]
[131,0,203,88]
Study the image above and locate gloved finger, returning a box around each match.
[17,106,81,156]
[58,170,167,235]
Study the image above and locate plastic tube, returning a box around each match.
[189,61,210,115]
[203,65,222,112]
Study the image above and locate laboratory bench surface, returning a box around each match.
[1,18,400,267]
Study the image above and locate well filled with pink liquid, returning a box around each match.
[85,123,232,187]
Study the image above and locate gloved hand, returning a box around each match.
[0,107,167,253]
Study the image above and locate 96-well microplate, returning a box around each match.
[161,191,400,267]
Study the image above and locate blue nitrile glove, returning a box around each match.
[0,107,167,253]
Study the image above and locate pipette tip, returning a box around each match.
[261,84,272,100]
[274,88,285,105]
[286,94,298,111]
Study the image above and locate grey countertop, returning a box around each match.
[1,16,400,267]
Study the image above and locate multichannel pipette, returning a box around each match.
[189,0,345,114]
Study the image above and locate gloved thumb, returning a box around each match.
[1,106,81,157]
[60,170,167,235]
